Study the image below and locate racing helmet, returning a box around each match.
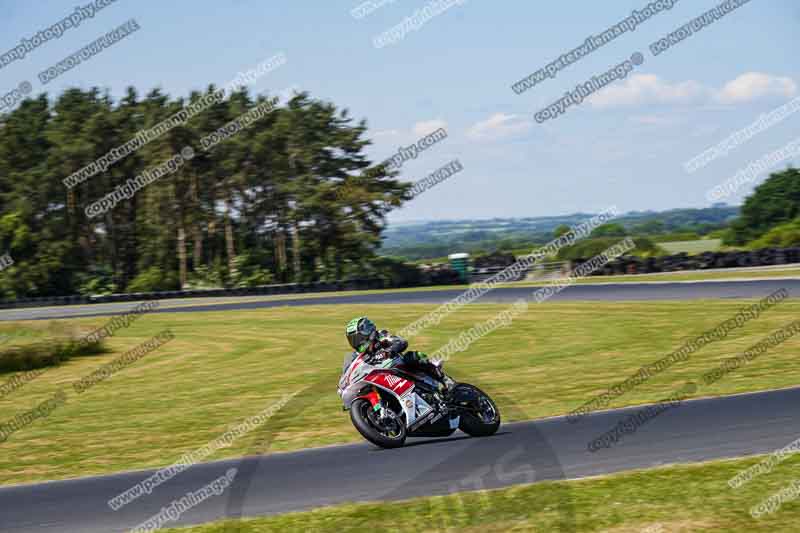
[345,316,377,352]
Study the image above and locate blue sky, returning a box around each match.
[1,0,798,223]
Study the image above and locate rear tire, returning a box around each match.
[350,398,407,448]
[455,384,501,437]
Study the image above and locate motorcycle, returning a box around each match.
[337,350,500,448]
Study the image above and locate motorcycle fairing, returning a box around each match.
[342,367,436,428]
[365,370,414,397]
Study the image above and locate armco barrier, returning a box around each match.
[0,276,463,310]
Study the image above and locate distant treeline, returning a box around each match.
[385,168,800,263]
[383,206,741,261]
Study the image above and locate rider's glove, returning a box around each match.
[378,331,408,356]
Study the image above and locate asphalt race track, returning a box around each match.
[2,386,799,532]
[1,278,798,321]
[1,278,798,531]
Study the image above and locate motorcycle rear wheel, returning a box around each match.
[350,398,407,448]
[455,384,501,437]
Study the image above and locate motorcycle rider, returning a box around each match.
[344,316,455,393]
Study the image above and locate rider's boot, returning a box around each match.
[428,362,455,394]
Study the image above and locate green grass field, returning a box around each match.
[162,453,800,532]
[659,239,723,254]
[0,298,798,487]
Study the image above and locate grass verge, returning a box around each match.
[0,322,108,373]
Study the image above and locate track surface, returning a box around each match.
[2,278,798,321]
[2,386,799,532]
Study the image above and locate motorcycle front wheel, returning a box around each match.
[350,398,407,448]
[454,384,501,437]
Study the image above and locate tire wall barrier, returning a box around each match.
[572,247,800,276]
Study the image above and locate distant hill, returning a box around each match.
[381,206,740,261]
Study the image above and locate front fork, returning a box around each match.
[361,387,386,417]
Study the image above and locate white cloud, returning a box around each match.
[587,72,797,109]
[629,113,684,126]
[466,113,532,141]
[373,129,400,138]
[714,72,797,104]
[588,74,709,108]
[412,119,448,137]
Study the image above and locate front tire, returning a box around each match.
[350,398,407,448]
[455,384,501,437]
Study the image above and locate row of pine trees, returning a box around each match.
[0,86,410,298]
